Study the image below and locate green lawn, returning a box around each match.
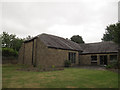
[2,64,118,88]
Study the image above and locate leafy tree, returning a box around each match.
[101,24,115,41]
[24,35,33,41]
[12,38,23,51]
[0,32,24,51]
[70,35,85,44]
[102,33,113,41]
[102,23,120,44]
[1,32,12,48]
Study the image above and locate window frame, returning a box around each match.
[110,55,117,61]
[91,55,97,65]
[68,52,76,64]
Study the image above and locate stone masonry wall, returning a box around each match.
[18,44,24,64]
[80,53,118,65]
[24,41,33,65]
[36,38,79,68]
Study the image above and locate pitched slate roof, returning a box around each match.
[39,33,82,51]
[80,41,118,54]
[24,33,82,51]
[24,33,118,53]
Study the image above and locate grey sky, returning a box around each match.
[1,0,119,43]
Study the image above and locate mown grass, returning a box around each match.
[2,64,118,88]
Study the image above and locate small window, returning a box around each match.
[91,56,97,61]
[68,52,76,63]
[91,55,97,65]
[110,55,117,61]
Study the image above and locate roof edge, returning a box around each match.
[48,46,82,52]
[80,52,118,55]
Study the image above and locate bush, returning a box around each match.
[105,65,113,69]
[52,65,55,68]
[106,60,118,69]
[2,48,18,57]
[64,60,71,67]
[38,65,42,70]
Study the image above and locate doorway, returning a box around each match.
[100,55,108,65]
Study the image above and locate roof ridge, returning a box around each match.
[39,33,82,51]
[41,33,68,40]
[40,33,81,45]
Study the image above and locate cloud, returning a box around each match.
[47,22,105,43]
[1,0,118,43]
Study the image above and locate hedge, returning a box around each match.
[2,48,18,57]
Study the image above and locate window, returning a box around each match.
[68,52,76,63]
[91,55,97,65]
[91,56,97,61]
[110,55,117,61]
[100,55,108,65]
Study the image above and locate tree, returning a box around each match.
[102,33,113,41]
[24,35,33,41]
[0,32,24,51]
[70,35,85,44]
[12,38,24,51]
[112,23,120,44]
[101,24,115,41]
[1,32,13,48]
[102,23,120,44]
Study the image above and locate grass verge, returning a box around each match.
[2,64,118,88]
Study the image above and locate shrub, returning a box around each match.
[38,65,42,70]
[106,60,118,69]
[64,60,71,67]
[105,65,113,69]
[52,65,55,68]
[33,64,36,67]
[2,48,18,57]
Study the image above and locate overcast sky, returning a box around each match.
[1,0,119,43]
